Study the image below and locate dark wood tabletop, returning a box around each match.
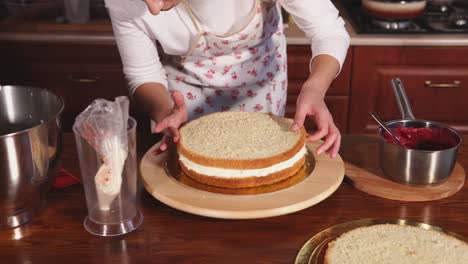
[0,133,466,263]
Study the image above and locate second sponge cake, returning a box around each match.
[324,224,468,264]
[177,111,307,188]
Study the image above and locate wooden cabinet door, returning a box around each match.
[349,46,468,134]
[18,62,128,131]
[0,42,151,132]
[286,45,352,133]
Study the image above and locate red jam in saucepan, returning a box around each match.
[383,127,458,151]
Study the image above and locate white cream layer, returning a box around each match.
[179,146,307,178]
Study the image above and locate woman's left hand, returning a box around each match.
[291,79,341,158]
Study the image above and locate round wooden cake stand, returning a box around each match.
[140,141,344,219]
[341,135,465,202]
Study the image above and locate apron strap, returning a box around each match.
[181,0,202,35]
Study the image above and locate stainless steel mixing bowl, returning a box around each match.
[0,85,64,229]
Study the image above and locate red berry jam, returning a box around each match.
[383,127,458,151]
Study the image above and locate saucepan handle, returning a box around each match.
[391,78,416,120]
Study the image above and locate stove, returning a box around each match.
[341,0,468,34]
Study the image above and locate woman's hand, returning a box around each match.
[291,79,341,158]
[152,90,188,155]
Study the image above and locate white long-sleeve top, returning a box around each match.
[105,0,350,95]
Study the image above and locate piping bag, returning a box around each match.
[73,96,129,211]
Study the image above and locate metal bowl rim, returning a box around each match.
[0,85,65,138]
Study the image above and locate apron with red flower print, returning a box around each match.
[162,0,287,120]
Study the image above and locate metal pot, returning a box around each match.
[362,0,427,20]
[0,85,64,229]
[378,78,463,186]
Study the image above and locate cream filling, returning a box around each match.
[179,146,307,178]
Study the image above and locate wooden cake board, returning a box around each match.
[341,135,465,202]
[140,141,344,219]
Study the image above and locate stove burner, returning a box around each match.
[340,0,468,34]
[452,16,468,27]
[372,19,412,30]
[426,3,453,16]
[440,5,450,13]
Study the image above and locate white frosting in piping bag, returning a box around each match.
[95,137,127,211]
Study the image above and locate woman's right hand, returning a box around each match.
[152,90,188,155]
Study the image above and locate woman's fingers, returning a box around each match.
[152,135,168,155]
[159,141,168,152]
[308,112,333,141]
[152,143,167,156]
[329,133,341,158]
[164,126,180,143]
[143,0,164,15]
[152,91,185,153]
[307,127,328,142]
[317,127,340,155]
[154,90,187,135]
[154,118,169,133]
[152,127,178,156]
[168,126,180,143]
[172,90,186,111]
[291,107,308,132]
[307,113,329,142]
[304,110,341,157]
[316,132,336,155]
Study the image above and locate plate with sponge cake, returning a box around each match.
[140,111,344,219]
[295,218,468,264]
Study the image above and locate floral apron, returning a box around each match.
[162,0,287,121]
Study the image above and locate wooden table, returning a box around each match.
[0,134,466,263]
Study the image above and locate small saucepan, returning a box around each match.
[362,0,427,20]
[377,78,463,186]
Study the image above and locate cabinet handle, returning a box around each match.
[424,80,461,88]
[67,75,101,83]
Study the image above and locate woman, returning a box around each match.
[105,0,349,158]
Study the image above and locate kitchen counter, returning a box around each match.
[287,19,468,46]
[0,18,116,44]
[1,11,468,46]
[0,133,466,263]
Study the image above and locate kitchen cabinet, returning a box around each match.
[0,42,150,132]
[348,46,468,134]
[4,41,465,135]
[285,45,352,133]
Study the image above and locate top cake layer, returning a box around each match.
[177,111,306,169]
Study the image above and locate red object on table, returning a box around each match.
[383,127,458,150]
[53,168,81,188]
